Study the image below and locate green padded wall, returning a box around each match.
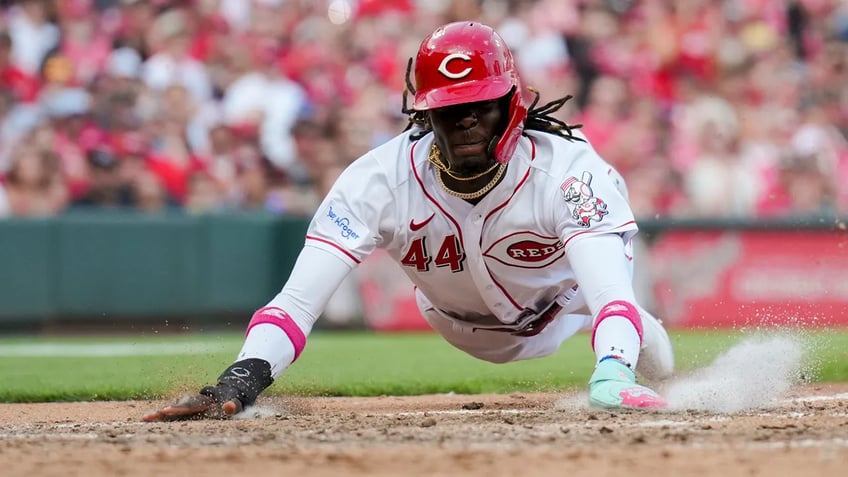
[0,219,58,320]
[56,212,204,317]
[0,212,310,324]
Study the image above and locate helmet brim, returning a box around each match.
[412,77,514,111]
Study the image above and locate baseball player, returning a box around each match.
[143,21,674,421]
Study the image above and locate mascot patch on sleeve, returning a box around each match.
[560,171,609,228]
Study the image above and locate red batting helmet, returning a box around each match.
[413,22,527,164]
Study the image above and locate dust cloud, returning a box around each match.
[555,333,814,413]
[663,334,808,412]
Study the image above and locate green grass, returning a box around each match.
[1,329,846,402]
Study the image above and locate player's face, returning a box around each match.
[429,98,505,175]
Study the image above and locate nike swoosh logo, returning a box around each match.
[409,213,436,231]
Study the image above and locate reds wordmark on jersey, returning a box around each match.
[305,130,637,331]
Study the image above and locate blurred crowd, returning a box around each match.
[0,0,846,219]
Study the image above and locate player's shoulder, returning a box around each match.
[526,130,611,178]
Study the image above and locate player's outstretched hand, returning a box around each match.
[142,384,245,422]
[142,358,275,422]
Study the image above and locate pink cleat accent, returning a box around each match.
[618,386,668,409]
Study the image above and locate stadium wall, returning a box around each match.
[0,211,307,329]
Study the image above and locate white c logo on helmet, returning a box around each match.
[438,53,472,79]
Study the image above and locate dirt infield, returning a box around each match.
[2,383,847,477]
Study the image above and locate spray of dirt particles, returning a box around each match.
[662,334,808,412]
[555,333,813,413]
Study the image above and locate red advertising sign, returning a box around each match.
[649,230,848,328]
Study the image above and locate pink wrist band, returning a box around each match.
[246,306,307,361]
[591,300,643,351]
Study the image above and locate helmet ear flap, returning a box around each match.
[493,86,527,163]
[486,88,515,160]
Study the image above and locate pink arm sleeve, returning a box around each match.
[236,245,356,377]
[267,244,357,330]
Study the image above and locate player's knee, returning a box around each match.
[637,311,675,381]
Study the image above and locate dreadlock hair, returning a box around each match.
[400,58,585,144]
[401,59,429,139]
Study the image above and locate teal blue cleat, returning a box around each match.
[589,358,668,409]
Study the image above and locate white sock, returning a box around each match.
[593,316,641,368]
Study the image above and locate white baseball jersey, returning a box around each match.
[303,129,638,333]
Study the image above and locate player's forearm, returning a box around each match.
[567,234,637,313]
[567,233,648,363]
[234,246,356,379]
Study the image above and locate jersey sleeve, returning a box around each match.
[552,146,638,253]
[305,154,396,265]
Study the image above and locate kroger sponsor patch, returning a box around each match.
[318,203,368,246]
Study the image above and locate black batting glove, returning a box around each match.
[143,358,274,422]
[202,358,275,409]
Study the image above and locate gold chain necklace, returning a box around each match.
[434,159,507,200]
[428,144,499,181]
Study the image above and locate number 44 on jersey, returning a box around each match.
[400,235,465,273]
